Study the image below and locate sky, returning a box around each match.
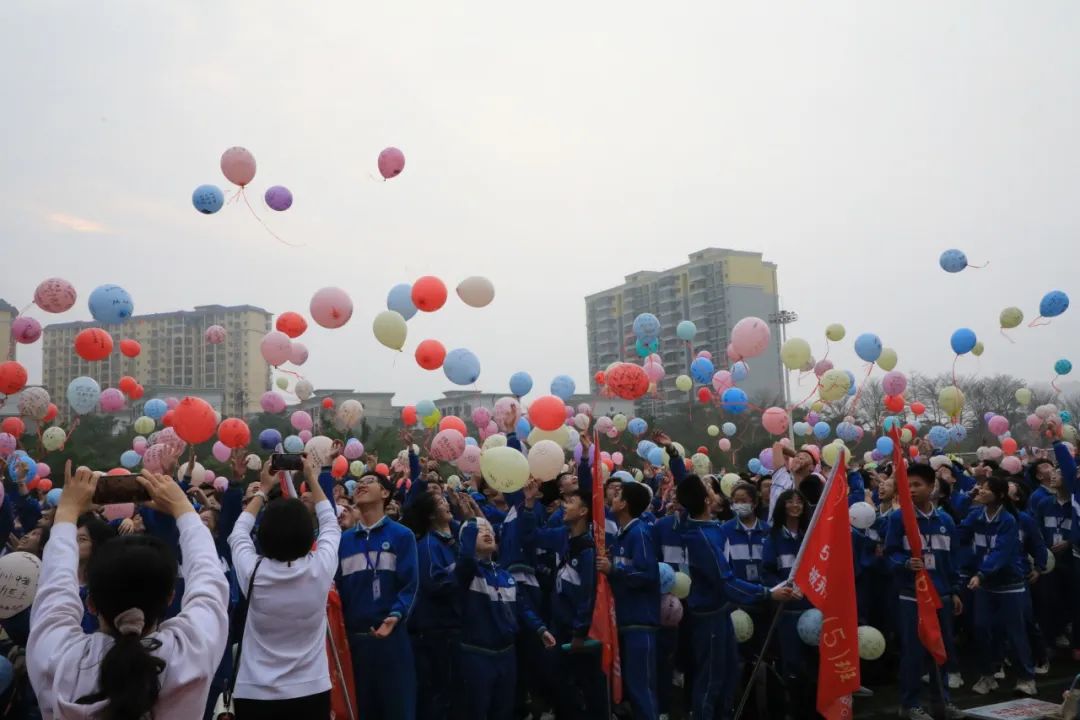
[2,2,1079,405]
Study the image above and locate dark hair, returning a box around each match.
[78,512,118,553]
[402,492,440,538]
[730,482,759,505]
[676,474,706,516]
[1009,480,1030,511]
[1032,459,1052,475]
[984,475,1017,516]
[798,474,824,506]
[619,481,651,518]
[257,498,316,562]
[540,480,562,507]
[770,489,810,537]
[84,535,177,719]
[981,459,1000,473]
[566,488,593,518]
[907,464,935,485]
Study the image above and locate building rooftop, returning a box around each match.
[42,303,272,331]
[0,299,18,315]
[585,247,775,300]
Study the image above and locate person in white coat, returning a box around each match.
[28,463,229,720]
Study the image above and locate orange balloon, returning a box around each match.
[439,415,467,435]
[43,403,58,422]
[322,398,335,409]
[74,328,114,361]
[402,406,418,425]
[884,394,905,413]
[0,361,28,395]
[529,395,566,431]
[909,446,919,458]
[1,417,25,437]
[218,417,251,449]
[605,363,650,400]
[411,276,448,313]
[275,311,308,339]
[1002,437,1018,455]
[415,339,447,370]
[38,478,53,492]
[118,376,137,395]
[595,371,606,385]
[332,455,348,479]
[162,410,175,427]
[910,402,926,416]
[119,338,141,358]
[375,463,389,476]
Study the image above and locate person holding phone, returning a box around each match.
[28,463,229,719]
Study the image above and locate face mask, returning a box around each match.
[733,503,754,518]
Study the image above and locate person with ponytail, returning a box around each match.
[28,463,229,719]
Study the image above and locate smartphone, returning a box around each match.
[270,453,304,473]
[93,474,151,505]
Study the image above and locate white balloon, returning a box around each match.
[848,502,876,530]
[295,379,314,401]
[245,453,263,470]
[456,276,495,308]
[730,609,754,643]
[857,626,886,660]
[527,440,565,481]
[177,461,207,486]
[305,435,334,466]
[0,552,41,619]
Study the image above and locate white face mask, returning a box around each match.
[732,503,754,519]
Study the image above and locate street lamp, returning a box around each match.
[768,310,798,407]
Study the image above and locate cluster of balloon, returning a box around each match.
[192,147,297,244]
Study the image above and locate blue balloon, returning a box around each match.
[797,609,824,645]
[633,313,661,340]
[721,387,748,414]
[144,398,167,420]
[690,357,714,384]
[465,436,478,447]
[6,452,35,484]
[628,417,648,436]
[345,479,358,495]
[416,399,437,417]
[1061,410,1073,424]
[676,321,697,342]
[509,371,533,396]
[950,328,977,355]
[283,435,304,453]
[635,338,658,357]
[875,437,894,456]
[192,184,224,214]
[647,447,665,467]
[939,249,968,273]
[837,422,858,443]
[45,488,63,507]
[793,421,810,437]
[515,417,532,437]
[258,428,282,450]
[813,421,830,440]
[120,450,141,469]
[928,425,950,449]
[854,333,882,362]
[748,459,763,474]
[551,375,576,401]
[444,349,481,386]
[1040,290,1070,318]
[88,284,134,324]
[948,424,967,442]
[731,361,749,383]
[659,563,675,593]
[386,283,418,321]
[637,440,658,459]
[844,370,857,397]
[722,422,737,437]
[1055,358,1073,376]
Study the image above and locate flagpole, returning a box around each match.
[786,452,845,583]
[732,604,784,720]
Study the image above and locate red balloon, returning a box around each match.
[910,402,926,416]
[1,417,25,437]
[130,384,144,400]
[402,405,418,425]
[43,403,58,422]
[275,312,308,339]
[74,328,113,361]
[322,398,335,409]
[37,478,53,492]
[332,455,348,479]
[696,446,708,455]
[530,396,566,431]
[162,410,175,427]
[415,339,447,370]
[0,361,28,395]
[375,463,389,476]
[1002,437,1018,455]
[411,276,448,313]
[118,376,137,395]
[106,468,128,476]
[119,338,141,358]
[605,363,650,400]
[439,415,467,435]
[172,397,217,444]
[909,446,919,458]
[26,479,39,491]
[697,387,712,404]
[883,394,905,413]
[684,459,693,471]
[594,371,606,386]
[218,417,251,449]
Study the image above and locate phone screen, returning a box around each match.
[93,474,151,505]
[270,453,304,473]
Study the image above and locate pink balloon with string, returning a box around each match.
[221,147,256,186]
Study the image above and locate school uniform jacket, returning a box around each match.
[884,506,961,599]
[719,517,769,584]
[609,517,661,628]
[336,516,418,632]
[681,519,770,613]
[958,507,1024,592]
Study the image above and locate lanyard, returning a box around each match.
[357,527,385,600]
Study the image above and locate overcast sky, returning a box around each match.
[2,2,1078,405]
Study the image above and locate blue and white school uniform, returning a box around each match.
[762,526,811,681]
[609,517,661,720]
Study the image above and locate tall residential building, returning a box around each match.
[585,248,785,412]
[0,299,17,361]
[42,304,272,419]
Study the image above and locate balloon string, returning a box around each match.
[999,328,1016,344]
[951,355,959,388]
[239,189,304,247]
[846,364,876,416]
[787,382,823,413]
[275,367,306,381]
[1052,376,1061,394]
[966,261,989,269]
[1028,317,1051,328]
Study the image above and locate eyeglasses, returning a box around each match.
[356,477,380,487]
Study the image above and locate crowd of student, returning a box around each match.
[4,409,1080,720]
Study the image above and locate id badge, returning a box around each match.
[746,565,759,582]
[924,553,936,571]
[1054,533,1064,546]
[372,577,381,601]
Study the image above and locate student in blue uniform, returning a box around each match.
[884,464,965,720]
[598,479,661,720]
[1051,436,1080,660]
[862,475,897,638]
[337,469,419,720]
[1009,480,1050,674]
[719,482,771,656]
[1032,458,1077,653]
[455,516,556,720]
[678,475,792,720]
[960,475,1036,696]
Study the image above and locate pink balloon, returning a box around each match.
[213,476,229,493]
[480,421,498,440]
[99,388,125,412]
[35,462,50,479]
[711,370,732,392]
[612,452,624,466]
[718,438,732,452]
[260,331,292,366]
[600,452,611,462]
[260,391,286,414]
[220,146,256,186]
[577,403,592,416]
[102,503,135,522]
[205,325,227,344]
[730,317,771,360]
[493,397,520,428]
[156,427,186,455]
[142,444,166,473]
[647,353,662,363]
[761,406,789,435]
[344,438,364,459]
[298,429,313,443]
[289,342,309,366]
[988,415,1010,436]
[472,407,492,428]
[165,397,180,409]
[661,594,683,627]
[290,410,313,431]
[34,278,77,314]
[697,350,712,360]
[212,441,231,463]
[132,436,148,454]
[595,416,614,434]
[644,360,665,383]
[986,446,1004,461]
[1001,456,1023,474]
[882,371,907,397]
[11,316,41,344]
[779,437,793,448]
[726,344,740,362]
[457,445,482,473]
[431,429,466,461]
[814,359,834,377]
[606,428,619,439]
[564,405,575,419]
[1026,414,1042,430]
[309,287,354,329]
[0,434,15,458]
[378,147,406,179]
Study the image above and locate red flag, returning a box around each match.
[889,428,947,665]
[588,433,622,704]
[792,456,860,720]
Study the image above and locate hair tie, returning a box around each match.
[113,608,145,636]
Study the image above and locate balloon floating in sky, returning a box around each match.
[387,283,418,321]
[411,276,448,312]
[1032,290,1069,326]
[377,147,406,179]
[205,325,226,345]
[88,284,134,324]
[221,147,256,187]
[310,287,353,329]
[939,249,969,273]
[633,313,661,340]
[120,338,141,357]
[444,349,481,386]
[551,375,576,401]
[34,278,77,314]
[11,317,41,344]
[372,311,407,351]
[1000,307,1023,331]
[456,277,495,308]
[854,333,883,363]
[264,186,293,212]
[74,328,113,361]
[950,328,977,355]
[509,371,533,397]
[676,321,697,342]
[192,185,224,214]
[730,317,771,360]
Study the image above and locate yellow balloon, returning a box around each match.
[826,323,846,342]
[1015,388,1032,406]
[971,341,984,357]
[372,310,407,350]
[1000,307,1024,330]
[41,426,67,451]
[780,338,812,371]
[819,369,852,402]
[275,376,289,390]
[691,452,711,475]
[671,571,692,599]
[877,347,898,371]
[720,472,741,497]
[422,409,442,428]
[528,426,569,447]
[481,445,530,493]
[1065,425,1078,442]
[938,385,965,417]
[482,434,507,450]
[811,401,824,412]
[349,460,364,476]
[613,414,628,432]
[707,424,720,437]
[133,416,155,435]
[822,442,843,468]
[675,375,692,392]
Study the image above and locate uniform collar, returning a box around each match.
[357,515,388,534]
[618,517,640,536]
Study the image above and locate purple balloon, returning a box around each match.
[264,185,293,211]
[758,448,774,471]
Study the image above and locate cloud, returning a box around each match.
[47,213,109,234]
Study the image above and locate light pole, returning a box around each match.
[769,309,798,444]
